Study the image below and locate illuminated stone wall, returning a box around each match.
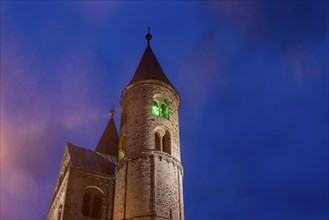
[47,148,70,220]
[114,80,184,220]
[61,168,115,220]
[47,148,115,220]
[48,79,185,220]
[120,80,181,160]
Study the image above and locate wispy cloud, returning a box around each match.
[0,26,110,220]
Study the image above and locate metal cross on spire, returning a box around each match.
[145,27,152,46]
[110,104,116,117]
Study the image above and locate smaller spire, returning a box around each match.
[109,104,116,117]
[145,27,152,46]
[96,105,119,156]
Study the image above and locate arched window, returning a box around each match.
[152,96,170,120]
[120,106,127,128]
[92,196,102,218]
[152,99,161,116]
[162,131,171,155]
[161,99,169,119]
[155,132,161,151]
[82,193,91,216]
[81,187,103,219]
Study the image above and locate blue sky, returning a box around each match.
[1,1,328,219]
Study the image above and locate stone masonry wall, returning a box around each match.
[47,167,70,220]
[63,168,115,220]
[120,80,181,161]
[155,154,183,219]
[47,148,70,220]
[113,152,183,220]
[114,80,184,220]
[47,147,116,220]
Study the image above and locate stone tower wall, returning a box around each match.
[120,80,181,161]
[113,152,184,220]
[114,80,184,220]
[154,153,184,219]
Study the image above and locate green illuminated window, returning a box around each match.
[161,99,169,119]
[152,98,169,119]
[152,99,161,116]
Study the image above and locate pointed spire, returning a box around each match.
[95,107,119,157]
[127,28,177,92]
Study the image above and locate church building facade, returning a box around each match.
[47,30,184,220]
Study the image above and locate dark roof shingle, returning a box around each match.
[95,116,119,157]
[128,45,176,91]
[67,143,115,176]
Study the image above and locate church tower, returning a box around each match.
[47,29,184,220]
[113,29,184,220]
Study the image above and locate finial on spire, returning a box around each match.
[145,27,152,46]
[110,104,116,117]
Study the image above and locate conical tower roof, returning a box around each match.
[127,29,176,91]
[95,108,119,157]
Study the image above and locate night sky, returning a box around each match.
[1,1,328,220]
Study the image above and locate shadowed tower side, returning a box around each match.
[113,29,184,220]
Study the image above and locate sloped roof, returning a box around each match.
[67,143,115,176]
[95,116,119,157]
[128,45,176,90]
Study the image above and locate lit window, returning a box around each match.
[152,99,161,116]
[161,99,169,119]
[152,98,169,119]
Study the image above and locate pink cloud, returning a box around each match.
[3,168,39,201]
[1,159,52,219]
[0,24,111,219]
[1,121,45,219]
